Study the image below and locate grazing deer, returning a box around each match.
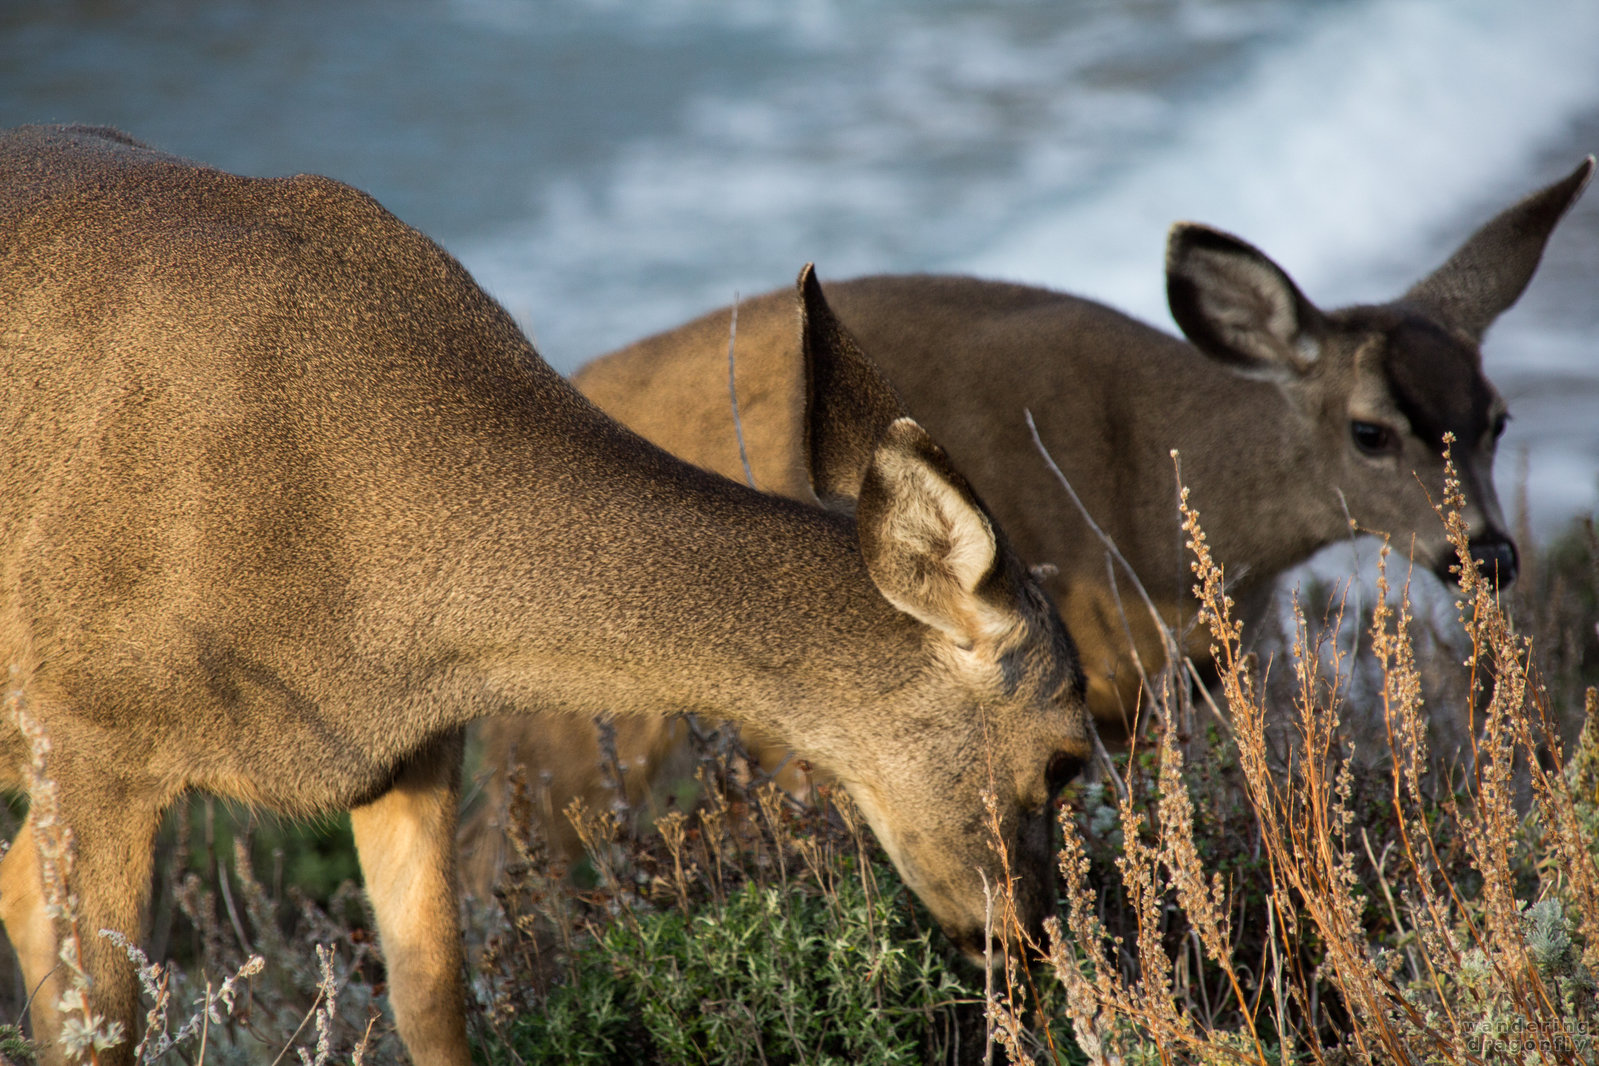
[576,157,1593,732]
[0,125,1092,1066]
[461,157,1592,882]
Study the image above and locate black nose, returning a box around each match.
[1437,536,1519,588]
[1474,537,1519,588]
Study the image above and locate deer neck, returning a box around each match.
[343,384,922,752]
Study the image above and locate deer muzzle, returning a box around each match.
[1437,534,1519,589]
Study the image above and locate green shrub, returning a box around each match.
[474,774,985,1065]
[489,859,967,1065]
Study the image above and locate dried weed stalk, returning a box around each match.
[988,440,1599,1065]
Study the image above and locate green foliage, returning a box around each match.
[0,1022,36,1064]
[483,853,972,1065]
[164,798,361,907]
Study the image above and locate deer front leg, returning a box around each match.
[1,817,67,1056]
[350,731,469,1066]
[1,765,164,1066]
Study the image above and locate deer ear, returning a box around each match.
[797,264,910,512]
[1402,157,1593,342]
[856,417,1018,647]
[1166,223,1326,377]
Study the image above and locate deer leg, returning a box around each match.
[1,763,164,1066]
[350,730,468,1066]
[1,816,67,1056]
[71,795,162,1066]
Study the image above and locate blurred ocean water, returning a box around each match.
[3,0,1595,533]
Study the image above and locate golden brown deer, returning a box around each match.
[462,157,1592,886]
[0,125,1091,1066]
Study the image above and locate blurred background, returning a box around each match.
[3,0,1595,535]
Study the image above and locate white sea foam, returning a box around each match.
[455,1,1258,365]
[447,0,1599,529]
[963,0,1599,324]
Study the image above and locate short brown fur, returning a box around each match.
[0,126,1091,1065]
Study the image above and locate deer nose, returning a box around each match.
[1440,535,1519,589]
[1439,536,1522,588]
[1473,537,1519,588]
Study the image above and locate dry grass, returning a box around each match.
[983,440,1599,1064]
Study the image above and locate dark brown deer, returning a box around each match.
[461,157,1592,885]
[0,125,1092,1066]
[575,157,1594,732]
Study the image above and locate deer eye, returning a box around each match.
[1045,751,1084,794]
[1350,420,1398,457]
